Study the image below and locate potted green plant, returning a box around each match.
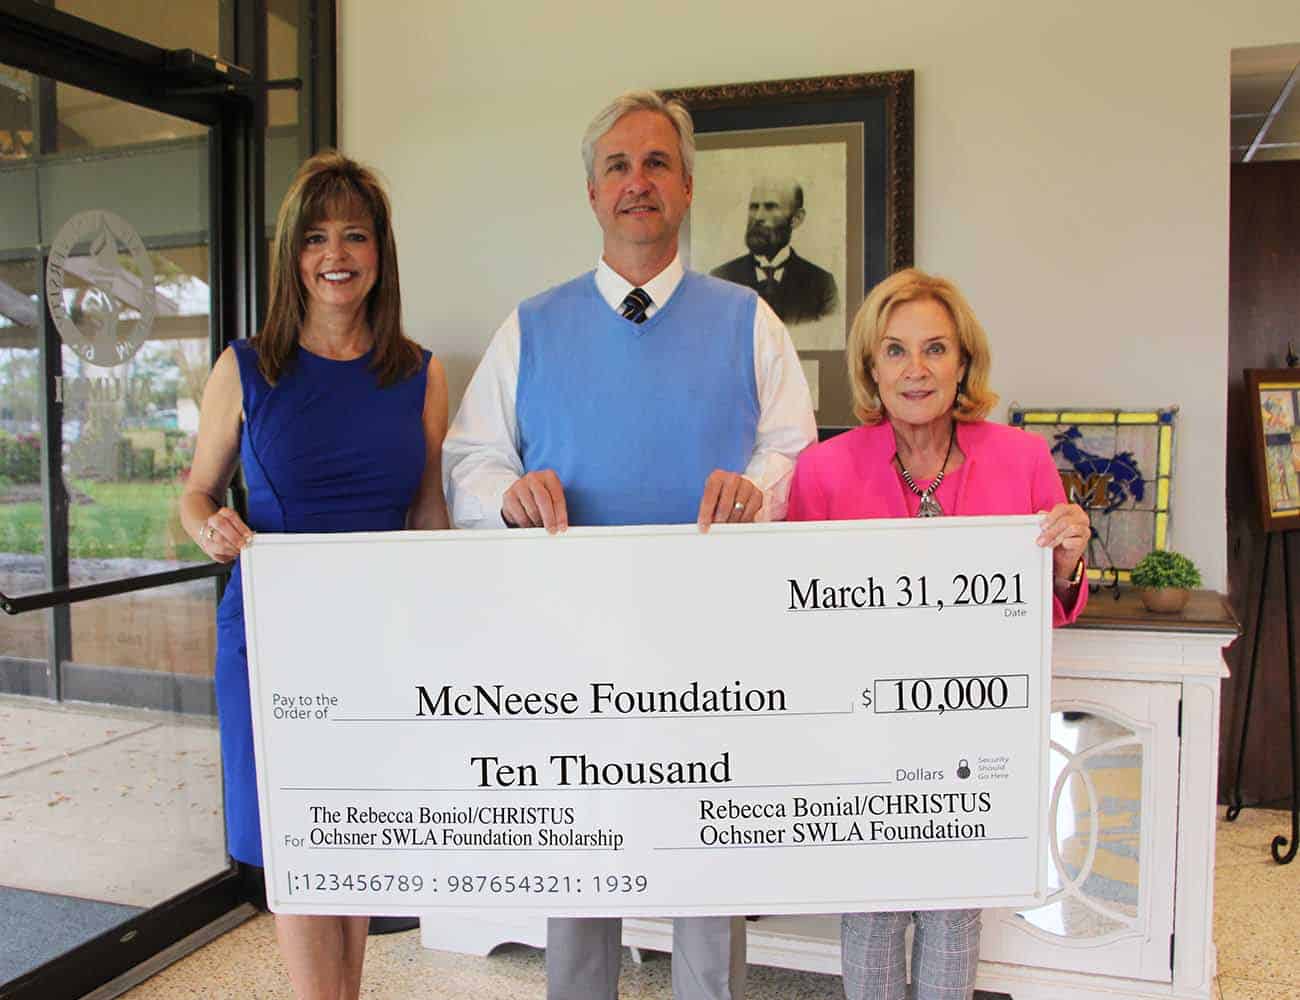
[1130,549,1201,613]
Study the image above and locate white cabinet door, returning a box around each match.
[978,677,1180,982]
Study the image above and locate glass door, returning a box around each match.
[0,10,258,997]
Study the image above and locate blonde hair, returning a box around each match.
[253,150,421,387]
[846,267,998,425]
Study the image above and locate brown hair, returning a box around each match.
[252,150,422,387]
[846,267,999,425]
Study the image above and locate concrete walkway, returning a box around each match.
[0,694,227,906]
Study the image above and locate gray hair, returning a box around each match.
[581,90,696,182]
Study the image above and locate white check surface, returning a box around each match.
[242,517,1052,916]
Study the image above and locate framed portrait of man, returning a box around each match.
[663,72,914,428]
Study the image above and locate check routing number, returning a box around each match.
[241,517,1053,917]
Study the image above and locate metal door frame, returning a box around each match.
[0,1,335,995]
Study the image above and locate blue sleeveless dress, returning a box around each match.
[215,339,429,866]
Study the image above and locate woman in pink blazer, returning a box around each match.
[787,268,1089,1000]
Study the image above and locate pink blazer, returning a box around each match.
[787,420,1087,626]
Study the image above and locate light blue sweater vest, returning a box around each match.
[516,270,759,526]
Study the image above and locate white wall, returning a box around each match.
[339,0,1300,591]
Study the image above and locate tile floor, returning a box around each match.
[114,806,1300,999]
[1213,805,1300,999]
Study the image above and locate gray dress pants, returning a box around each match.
[546,915,747,1000]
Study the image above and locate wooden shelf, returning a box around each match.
[1073,588,1239,635]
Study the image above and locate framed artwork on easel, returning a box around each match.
[1245,368,1300,533]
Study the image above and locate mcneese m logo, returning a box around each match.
[1052,426,1145,513]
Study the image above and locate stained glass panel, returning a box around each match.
[1008,408,1177,583]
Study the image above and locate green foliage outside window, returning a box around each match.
[0,430,41,483]
[0,480,202,561]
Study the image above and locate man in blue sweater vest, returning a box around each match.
[443,91,816,1000]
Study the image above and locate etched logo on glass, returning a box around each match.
[46,210,156,367]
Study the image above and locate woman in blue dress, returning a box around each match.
[179,150,448,999]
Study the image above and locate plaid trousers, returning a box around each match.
[841,909,982,1000]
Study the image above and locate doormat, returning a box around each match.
[0,885,142,984]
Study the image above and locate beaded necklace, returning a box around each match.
[896,426,956,518]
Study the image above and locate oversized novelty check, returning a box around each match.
[242,517,1052,917]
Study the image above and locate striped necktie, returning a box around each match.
[620,287,652,324]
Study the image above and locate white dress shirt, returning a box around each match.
[442,253,817,529]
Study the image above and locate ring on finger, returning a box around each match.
[204,524,216,542]
[732,500,745,511]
